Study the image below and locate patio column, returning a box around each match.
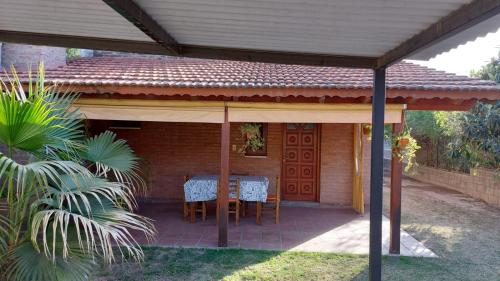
[218,105,230,247]
[369,67,386,281]
[389,117,404,254]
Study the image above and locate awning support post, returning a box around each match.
[390,118,404,254]
[369,67,386,281]
[218,106,230,247]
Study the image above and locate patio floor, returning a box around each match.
[135,202,436,257]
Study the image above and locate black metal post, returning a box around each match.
[369,67,386,281]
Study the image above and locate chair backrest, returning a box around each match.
[229,178,240,199]
[218,178,240,199]
[275,175,281,201]
[182,175,189,201]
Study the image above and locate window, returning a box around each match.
[245,123,268,157]
[109,120,142,130]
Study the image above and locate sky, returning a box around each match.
[407,28,500,77]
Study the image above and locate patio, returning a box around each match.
[136,202,436,258]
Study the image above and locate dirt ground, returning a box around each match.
[381,176,500,280]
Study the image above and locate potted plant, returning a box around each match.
[391,130,421,173]
[239,123,265,153]
[362,124,372,135]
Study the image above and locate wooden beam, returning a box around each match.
[181,45,377,68]
[218,106,230,247]
[390,121,403,255]
[406,99,477,111]
[102,0,180,55]
[0,30,168,55]
[377,0,500,67]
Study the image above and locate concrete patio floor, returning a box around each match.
[136,202,436,258]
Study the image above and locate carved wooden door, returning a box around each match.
[282,123,319,201]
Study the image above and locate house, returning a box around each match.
[2,1,499,278]
[24,56,495,209]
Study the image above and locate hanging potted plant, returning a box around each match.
[362,123,372,136]
[391,130,421,173]
[396,133,410,148]
[239,123,265,153]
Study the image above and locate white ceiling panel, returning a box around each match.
[0,0,153,41]
[0,0,498,62]
[136,0,475,56]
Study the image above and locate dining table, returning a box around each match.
[184,175,269,224]
[184,175,269,202]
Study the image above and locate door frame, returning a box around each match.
[280,123,322,202]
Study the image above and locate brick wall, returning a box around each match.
[1,43,66,70]
[89,120,368,205]
[89,121,282,200]
[319,124,371,206]
[320,124,353,205]
[407,166,500,207]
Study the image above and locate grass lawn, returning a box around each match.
[95,177,500,280]
[92,247,463,281]
[94,248,368,281]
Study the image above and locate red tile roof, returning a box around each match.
[11,57,500,100]
[8,56,500,100]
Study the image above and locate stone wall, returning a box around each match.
[407,165,500,207]
[1,43,66,70]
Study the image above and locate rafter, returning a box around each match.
[377,0,500,67]
[180,45,377,68]
[102,0,180,55]
[0,30,168,55]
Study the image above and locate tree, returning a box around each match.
[449,102,500,171]
[470,51,500,83]
[0,64,155,280]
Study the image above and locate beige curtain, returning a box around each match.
[352,123,365,214]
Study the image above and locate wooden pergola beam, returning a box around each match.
[102,0,180,55]
[377,0,500,67]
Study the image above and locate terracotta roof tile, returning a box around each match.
[10,57,500,94]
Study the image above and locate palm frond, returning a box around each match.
[31,200,155,264]
[43,89,86,160]
[0,202,11,255]
[47,174,137,215]
[0,154,91,195]
[0,82,54,152]
[3,240,94,281]
[81,131,146,193]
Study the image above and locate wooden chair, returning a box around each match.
[260,176,281,224]
[183,175,206,223]
[217,178,241,225]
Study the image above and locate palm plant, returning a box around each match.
[0,64,155,281]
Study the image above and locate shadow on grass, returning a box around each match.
[352,256,454,281]
[93,247,369,281]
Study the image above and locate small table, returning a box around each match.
[184,175,269,223]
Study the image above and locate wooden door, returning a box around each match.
[282,123,319,201]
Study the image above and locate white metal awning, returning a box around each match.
[0,0,498,68]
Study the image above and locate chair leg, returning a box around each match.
[190,202,196,223]
[216,202,219,226]
[241,201,246,217]
[275,202,280,224]
[236,201,240,225]
[256,202,262,225]
[202,201,207,221]
[183,202,189,219]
